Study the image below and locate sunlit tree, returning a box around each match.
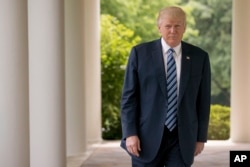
[101,14,141,139]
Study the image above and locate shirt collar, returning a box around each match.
[161,37,182,56]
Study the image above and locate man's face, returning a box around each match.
[158,16,186,48]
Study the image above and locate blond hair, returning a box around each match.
[157,6,186,26]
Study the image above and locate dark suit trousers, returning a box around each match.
[132,127,190,167]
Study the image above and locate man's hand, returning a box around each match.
[126,135,141,157]
[194,142,204,156]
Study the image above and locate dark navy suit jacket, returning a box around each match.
[120,39,211,165]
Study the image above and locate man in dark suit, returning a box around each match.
[120,6,211,167]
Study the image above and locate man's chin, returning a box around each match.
[167,41,180,47]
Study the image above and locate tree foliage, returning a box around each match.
[101,14,141,139]
[101,0,199,42]
[186,0,232,105]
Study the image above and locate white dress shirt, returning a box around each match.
[161,37,182,95]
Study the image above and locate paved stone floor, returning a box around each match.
[68,140,250,167]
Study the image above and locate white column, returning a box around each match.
[65,0,87,156]
[28,0,66,167]
[0,1,30,167]
[83,0,102,144]
[231,0,250,142]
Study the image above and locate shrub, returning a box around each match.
[101,14,141,139]
[208,104,230,140]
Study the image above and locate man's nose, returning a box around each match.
[170,27,176,33]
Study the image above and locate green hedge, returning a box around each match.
[102,104,230,140]
[208,104,230,140]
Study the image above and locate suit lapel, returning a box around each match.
[178,42,191,106]
[151,40,167,99]
[151,40,192,101]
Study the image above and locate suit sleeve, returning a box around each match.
[197,52,211,142]
[120,47,139,140]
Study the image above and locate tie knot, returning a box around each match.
[167,48,174,54]
[167,49,175,61]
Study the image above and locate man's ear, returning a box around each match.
[157,25,161,33]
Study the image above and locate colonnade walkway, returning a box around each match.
[69,140,250,167]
